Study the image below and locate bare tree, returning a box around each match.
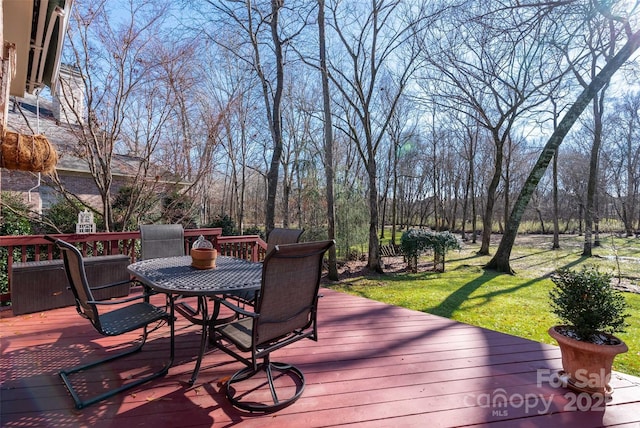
[280,72,316,228]
[419,2,562,256]
[486,1,640,273]
[201,1,313,235]
[605,91,640,236]
[60,0,174,231]
[318,0,338,279]
[556,3,620,256]
[545,93,568,249]
[201,39,261,231]
[383,95,416,245]
[457,112,481,243]
[327,0,430,272]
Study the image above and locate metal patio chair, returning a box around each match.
[139,224,185,260]
[211,240,334,412]
[49,237,174,409]
[225,228,305,308]
[265,227,304,254]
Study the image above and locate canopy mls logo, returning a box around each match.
[463,369,608,417]
[463,388,554,417]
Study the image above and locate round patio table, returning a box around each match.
[128,255,262,384]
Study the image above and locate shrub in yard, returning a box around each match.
[400,229,461,273]
[243,225,265,240]
[0,192,33,297]
[207,215,238,236]
[39,198,88,233]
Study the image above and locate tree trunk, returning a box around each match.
[479,137,503,255]
[578,203,584,235]
[265,1,284,235]
[536,207,546,234]
[367,156,383,273]
[461,165,470,241]
[594,187,601,247]
[462,126,478,242]
[623,106,637,236]
[103,192,113,232]
[391,145,399,245]
[583,88,606,255]
[318,0,338,280]
[485,29,640,273]
[552,150,560,249]
[503,141,511,230]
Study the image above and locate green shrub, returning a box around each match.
[207,215,238,236]
[40,198,87,233]
[335,185,368,260]
[1,192,33,296]
[112,184,156,231]
[298,226,326,243]
[400,229,461,272]
[549,267,630,342]
[1,192,32,236]
[243,225,264,240]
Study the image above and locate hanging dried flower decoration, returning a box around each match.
[0,125,58,173]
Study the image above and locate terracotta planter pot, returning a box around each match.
[191,248,217,270]
[548,325,628,397]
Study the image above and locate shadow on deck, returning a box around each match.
[1,289,639,427]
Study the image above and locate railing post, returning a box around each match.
[252,241,258,262]
[7,246,14,291]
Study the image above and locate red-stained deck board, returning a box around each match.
[1,288,639,427]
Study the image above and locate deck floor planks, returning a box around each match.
[1,288,639,427]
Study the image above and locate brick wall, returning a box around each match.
[1,168,131,214]
[1,169,43,210]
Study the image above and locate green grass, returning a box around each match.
[329,234,640,377]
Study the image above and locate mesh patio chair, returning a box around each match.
[225,228,305,308]
[139,224,185,298]
[49,237,174,409]
[139,224,185,259]
[265,228,304,254]
[211,240,334,412]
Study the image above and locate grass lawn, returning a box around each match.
[328,234,640,377]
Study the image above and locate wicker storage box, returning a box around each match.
[11,255,131,315]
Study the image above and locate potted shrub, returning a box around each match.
[548,266,630,397]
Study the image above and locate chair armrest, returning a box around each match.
[87,293,150,306]
[213,296,258,318]
[89,279,135,291]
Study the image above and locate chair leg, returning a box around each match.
[225,355,306,413]
[59,317,174,409]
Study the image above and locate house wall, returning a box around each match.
[1,168,131,216]
[1,169,43,212]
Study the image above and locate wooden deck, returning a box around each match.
[2,289,639,427]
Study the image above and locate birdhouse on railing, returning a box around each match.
[76,209,96,234]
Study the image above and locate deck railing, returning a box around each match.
[0,228,268,303]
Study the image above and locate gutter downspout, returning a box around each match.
[27,91,42,204]
[27,173,41,203]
